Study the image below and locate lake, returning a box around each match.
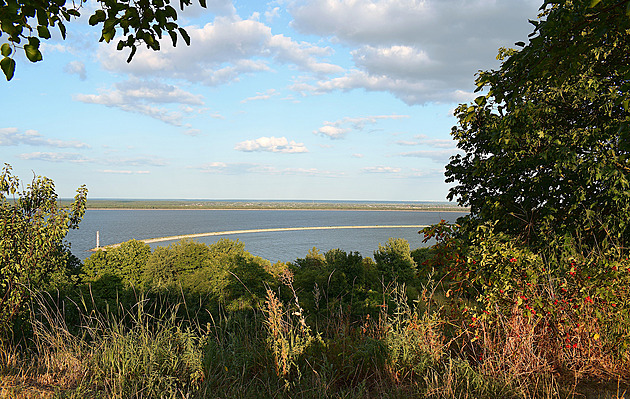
[66,209,468,262]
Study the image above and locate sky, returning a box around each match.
[1,0,541,201]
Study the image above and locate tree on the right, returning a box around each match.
[446,0,630,249]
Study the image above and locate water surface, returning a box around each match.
[66,209,468,262]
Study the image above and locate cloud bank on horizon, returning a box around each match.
[1,0,541,201]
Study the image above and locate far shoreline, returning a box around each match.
[85,207,468,212]
[60,199,469,213]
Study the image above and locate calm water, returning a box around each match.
[66,209,468,262]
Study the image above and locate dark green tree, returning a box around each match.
[445,0,630,249]
[374,238,417,284]
[0,0,207,80]
[0,164,87,337]
[143,239,210,289]
[83,239,151,287]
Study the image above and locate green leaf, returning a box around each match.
[198,0,206,8]
[0,57,15,80]
[178,27,190,45]
[36,9,49,27]
[126,46,137,63]
[589,0,602,7]
[168,30,177,46]
[1,44,12,57]
[59,23,67,39]
[24,38,42,62]
[37,26,51,39]
[89,10,106,26]
[102,28,115,43]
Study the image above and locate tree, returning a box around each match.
[0,164,87,337]
[83,239,151,287]
[445,0,630,249]
[374,238,417,284]
[0,0,206,80]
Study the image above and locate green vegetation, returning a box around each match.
[3,0,630,397]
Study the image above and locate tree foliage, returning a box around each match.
[445,0,630,248]
[83,239,151,287]
[0,164,87,337]
[0,0,206,80]
[374,237,417,284]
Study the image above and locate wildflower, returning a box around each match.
[509,257,517,263]
[585,296,593,304]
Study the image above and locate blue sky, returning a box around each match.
[1,0,540,201]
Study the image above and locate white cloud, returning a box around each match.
[314,125,350,139]
[234,136,308,153]
[0,128,90,148]
[99,17,343,84]
[352,153,364,158]
[197,161,342,177]
[397,149,462,164]
[294,70,477,105]
[18,151,168,166]
[241,89,280,103]
[64,61,87,80]
[74,79,204,126]
[265,6,281,22]
[18,152,90,163]
[101,169,151,174]
[408,167,445,178]
[289,0,540,104]
[362,166,401,174]
[396,134,457,148]
[413,134,457,148]
[314,114,409,139]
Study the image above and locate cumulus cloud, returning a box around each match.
[0,128,90,148]
[75,79,204,126]
[99,17,342,84]
[234,136,308,153]
[289,0,540,104]
[64,61,87,80]
[314,114,409,139]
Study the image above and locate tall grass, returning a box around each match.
[1,281,628,399]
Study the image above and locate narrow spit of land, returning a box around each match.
[61,199,469,212]
[92,225,430,251]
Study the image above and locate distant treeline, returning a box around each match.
[56,199,470,212]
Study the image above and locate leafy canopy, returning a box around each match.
[0,0,206,80]
[0,164,87,337]
[445,0,630,248]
